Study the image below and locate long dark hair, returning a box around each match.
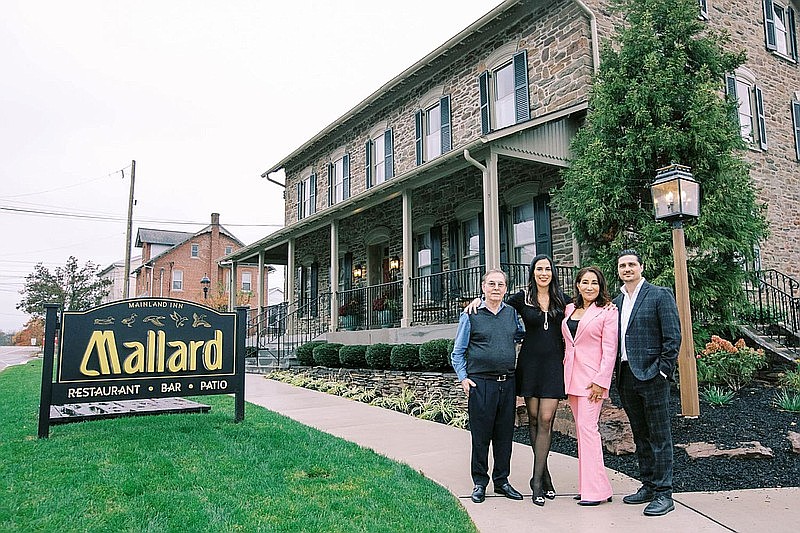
[526,254,566,315]
[574,266,611,308]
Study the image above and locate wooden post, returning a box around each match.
[672,222,700,417]
[38,303,60,438]
[123,160,135,299]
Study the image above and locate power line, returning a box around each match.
[0,165,131,200]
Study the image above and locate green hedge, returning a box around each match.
[419,338,453,371]
[365,343,393,369]
[312,343,343,367]
[390,343,420,370]
[339,345,368,368]
[296,341,327,366]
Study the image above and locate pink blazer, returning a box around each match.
[562,303,619,398]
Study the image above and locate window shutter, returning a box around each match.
[499,205,509,265]
[755,86,767,150]
[309,173,317,215]
[764,0,777,51]
[296,182,303,220]
[448,222,460,296]
[533,194,552,258]
[431,226,442,301]
[478,214,485,267]
[327,163,334,206]
[513,50,531,123]
[440,95,451,154]
[385,129,394,179]
[479,71,491,135]
[310,262,319,317]
[724,74,739,124]
[789,7,798,61]
[342,154,350,200]
[365,140,372,189]
[343,252,353,291]
[792,101,800,160]
[415,110,423,165]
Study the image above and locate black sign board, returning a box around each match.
[38,299,247,438]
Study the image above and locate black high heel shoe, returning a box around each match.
[543,476,556,500]
[529,478,546,507]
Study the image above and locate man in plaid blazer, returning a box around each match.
[613,250,681,517]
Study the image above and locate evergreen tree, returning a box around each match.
[17,256,111,318]
[553,0,768,336]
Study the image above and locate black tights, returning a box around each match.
[526,396,559,492]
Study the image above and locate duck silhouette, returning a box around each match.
[121,314,137,327]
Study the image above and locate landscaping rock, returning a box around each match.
[676,441,774,459]
[788,431,800,454]
[552,400,635,455]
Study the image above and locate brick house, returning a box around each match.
[133,213,265,309]
[98,256,140,303]
[228,0,800,345]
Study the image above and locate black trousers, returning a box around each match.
[468,375,516,487]
[618,362,673,495]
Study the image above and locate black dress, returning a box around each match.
[507,290,569,399]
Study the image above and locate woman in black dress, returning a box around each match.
[466,254,569,506]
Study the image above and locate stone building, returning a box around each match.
[228,0,800,343]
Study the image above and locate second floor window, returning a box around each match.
[242,271,252,292]
[479,50,530,134]
[725,72,767,149]
[366,129,394,188]
[172,270,183,291]
[791,98,800,159]
[764,0,798,61]
[191,243,199,258]
[225,245,233,255]
[297,173,317,220]
[415,95,451,165]
[328,154,350,205]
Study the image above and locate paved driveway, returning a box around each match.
[0,345,41,372]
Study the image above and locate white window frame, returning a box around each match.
[190,243,199,258]
[512,201,537,265]
[172,270,183,291]
[493,61,516,130]
[372,133,386,186]
[242,271,252,292]
[297,171,316,220]
[765,0,798,61]
[699,0,708,19]
[425,102,443,161]
[462,217,481,269]
[225,245,233,255]
[726,69,767,150]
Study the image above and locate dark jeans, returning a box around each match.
[618,362,673,495]
[468,374,516,488]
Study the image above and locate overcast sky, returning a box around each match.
[0,0,497,332]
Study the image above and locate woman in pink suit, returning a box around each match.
[562,266,618,506]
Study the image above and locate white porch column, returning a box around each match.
[257,250,266,312]
[482,150,501,270]
[401,189,413,327]
[228,262,238,311]
[330,221,340,331]
[287,238,296,314]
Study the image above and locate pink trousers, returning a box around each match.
[568,395,613,501]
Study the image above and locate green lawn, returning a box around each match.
[0,360,475,532]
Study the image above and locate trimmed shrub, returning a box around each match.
[339,345,368,368]
[419,338,452,371]
[312,343,343,367]
[695,336,767,390]
[390,343,420,370]
[365,343,393,369]
[296,341,327,366]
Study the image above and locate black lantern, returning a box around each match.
[650,164,700,223]
[200,274,211,299]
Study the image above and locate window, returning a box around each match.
[225,246,233,255]
[462,217,482,269]
[479,50,530,134]
[764,0,798,60]
[415,96,451,165]
[296,173,317,220]
[416,232,432,277]
[510,194,552,264]
[328,154,350,205]
[365,129,394,187]
[190,243,199,258]
[242,271,252,292]
[296,263,319,317]
[791,98,800,159]
[725,71,767,149]
[699,0,708,19]
[172,270,183,291]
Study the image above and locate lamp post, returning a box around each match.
[650,164,700,417]
[200,274,211,300]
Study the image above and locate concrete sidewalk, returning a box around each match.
[245,373,798,533]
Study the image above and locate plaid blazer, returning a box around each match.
[613,281,681,383]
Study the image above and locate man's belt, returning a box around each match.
[470,372,514,382]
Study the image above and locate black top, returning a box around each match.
[567,318,579,339]
[507,290,570,399]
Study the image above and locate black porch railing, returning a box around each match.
[337,280,402,331]
[742,268,799,355]
[245,293,331,367]
[411,265,483,325]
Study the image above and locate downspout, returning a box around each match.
[463,149,486,173]
[573,0,600,74]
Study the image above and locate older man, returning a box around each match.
[451,269,524,504]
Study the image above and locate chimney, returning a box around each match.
[211,212,220,226]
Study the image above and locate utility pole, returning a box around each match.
[123,160,136,299]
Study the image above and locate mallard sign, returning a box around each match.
[38,299,247,438]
